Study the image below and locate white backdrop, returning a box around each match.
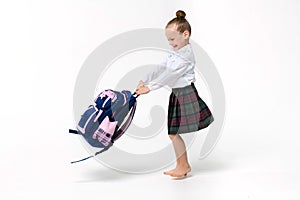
[0,0,299,200]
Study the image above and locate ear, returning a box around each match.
[183,30,190,38]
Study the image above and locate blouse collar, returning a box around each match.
[172,43,193,59]
[172,43,191,55]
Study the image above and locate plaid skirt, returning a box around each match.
[168,83,214,135]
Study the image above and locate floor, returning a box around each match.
[1,118,299,200]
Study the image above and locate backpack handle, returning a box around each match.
[133,92,139,98]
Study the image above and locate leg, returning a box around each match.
[163,134,191,177]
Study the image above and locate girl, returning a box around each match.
[135,10,214,178]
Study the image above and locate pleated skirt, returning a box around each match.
[168,83,214,135]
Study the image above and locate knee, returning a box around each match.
[168,134,177,140]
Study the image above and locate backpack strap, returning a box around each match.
[69,129,79,134]
[70,155,93,164]
[112,101,137,142]
[70,143,113,164]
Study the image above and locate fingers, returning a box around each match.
[135,85,149,95]
[136,80,145,95]
[135,88,141,95]
[137,80,144,88]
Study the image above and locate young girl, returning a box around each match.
[135,10,214,178]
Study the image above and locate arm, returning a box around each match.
[135,54,168,95]
[146,55,194,91]
[143,55,168,85]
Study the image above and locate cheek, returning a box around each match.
[174,38,180,44]
[174,39,182,45]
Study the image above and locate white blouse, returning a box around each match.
[143,43,196,91]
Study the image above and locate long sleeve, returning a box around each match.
[146,53,195,91]
[143,55,168,85]
[142,43,196,91]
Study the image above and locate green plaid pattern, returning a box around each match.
[168,83,214,134]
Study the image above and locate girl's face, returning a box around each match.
[165,24,190,51]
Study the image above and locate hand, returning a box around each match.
[135,85,150,95]
[137,80,145,88]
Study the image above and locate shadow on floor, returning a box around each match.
[74,168,136,183]
[75,156,234,183]
[190,158,232,175]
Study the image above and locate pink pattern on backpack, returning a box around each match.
[94,109,103,122]
[98,90,117,102]
[92,116,118,146]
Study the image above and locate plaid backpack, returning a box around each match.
[69,89,138,163]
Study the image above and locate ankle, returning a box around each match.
[176,162,191,169]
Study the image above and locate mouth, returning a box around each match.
[173,45,178,49]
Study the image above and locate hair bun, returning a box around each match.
[176,10,186,19]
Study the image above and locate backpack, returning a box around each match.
[69,89,138,163]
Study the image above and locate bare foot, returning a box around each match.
[169,166,191,178]
[163,168,176,176]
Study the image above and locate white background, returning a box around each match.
[0,0,299,199]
